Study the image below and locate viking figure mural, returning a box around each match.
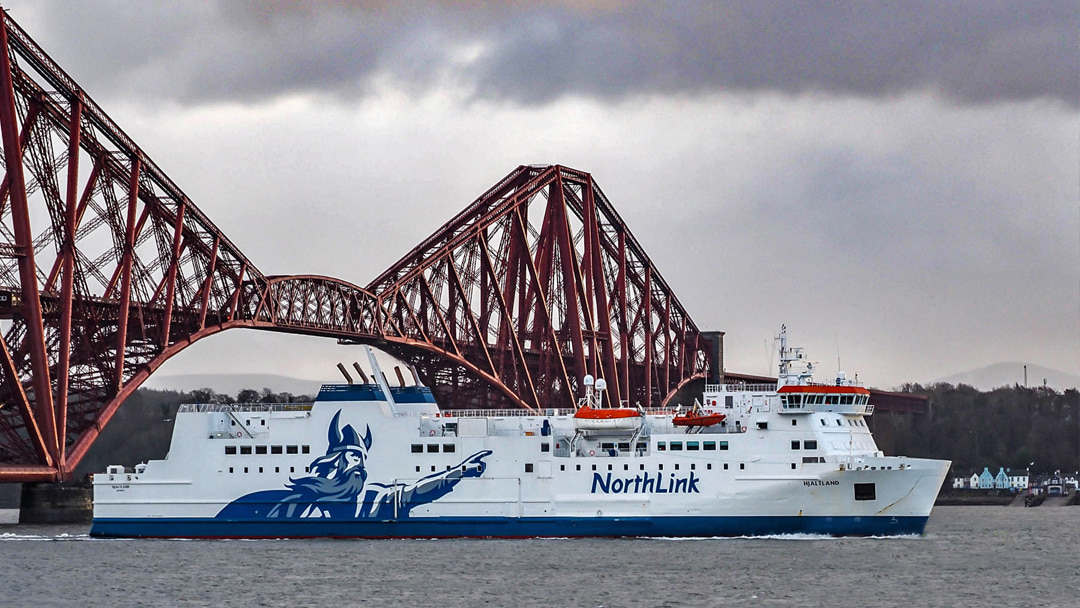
[216,411,491,520]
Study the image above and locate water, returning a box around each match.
[1,507,1077,607]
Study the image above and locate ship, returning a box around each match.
[90,326,950,538]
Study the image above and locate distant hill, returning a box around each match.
[934,362,1078,391]
[143,373,324,397]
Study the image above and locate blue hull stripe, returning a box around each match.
[90,515,929,539]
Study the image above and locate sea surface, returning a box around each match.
[1,506,1077,608]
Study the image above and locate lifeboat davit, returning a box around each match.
[672,411,726,427]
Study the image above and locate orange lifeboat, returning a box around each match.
[672,411,726,427]
[572,376,642,432]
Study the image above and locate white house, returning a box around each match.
[1007,471,1028,491]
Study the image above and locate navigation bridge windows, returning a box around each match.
[778,390,874,415]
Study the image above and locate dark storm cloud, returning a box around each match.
[8,0,1077,107]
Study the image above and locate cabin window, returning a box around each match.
[739,463,745,470]
[600,442,615,450]
[756,422,767,430]
[302,446,310,454]
[670,442,683,451]
[560,465,565,471]
[290,467,295,473]
[225,446,237,455]
[415,466,420,472]
[803,456,822,464]
[525,463,534,473]
[618,442,630,451]
[780,395,787,406]
[791,441,800,450]
[723,463,729,470]
[707,463,712,470]
[255,446,267,455]
[411,444,423,453]
[271,445,283,454]
[240,446,252,455]
[286,445,298,454]
[431,466,436,472]
[608,464,613,471]
[703,441,716,451]
[658,464,663,471]
[228,467,234,473]
[636,442,647,451]
[427,444,439,453]
[592,465,597,471]
[825,395,838,405]
[791,463,797,470]
[640,464,645,471]
[444,444,456,453]
[230,420,236,427]
[261,419,266,426]
[624,464,630,471]
[258,467,264,473]
[243,467,249,473]
[836,420,843,427]
[792,419,798,426]
[719,441,729,451]
[854,483,876,501]
[820,419,827,426]
[804,440,818,450]
[841,395,853,405]
[791,394,802,406]
[576,465,581,471]
[541,443,550,452]
[687,442,700,451]
[725,396,734,408]
[657,442,666,451]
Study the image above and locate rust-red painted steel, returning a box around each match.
[368,164,709,412]
[0,12,709,482]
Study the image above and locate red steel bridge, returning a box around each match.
[0,12,710,482]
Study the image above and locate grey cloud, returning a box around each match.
[7,0,1077,107]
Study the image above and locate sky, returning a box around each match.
[4,0,1078,390]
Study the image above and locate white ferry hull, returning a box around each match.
[91,383,949,539]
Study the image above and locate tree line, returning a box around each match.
[872,383,1080,477]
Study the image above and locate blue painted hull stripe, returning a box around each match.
[90,515,929,538]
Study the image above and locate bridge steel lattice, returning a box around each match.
[368,164,707,412]
[0,12,708,482]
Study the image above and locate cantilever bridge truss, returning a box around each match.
[0,12,708,482]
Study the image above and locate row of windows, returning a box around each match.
[782,394,869,407]
[819,418,867,427]
[557,461,745,472]
[411,443,456,453]
[791,440,818,450]
[656,440,728,452]
[228,465,306,474]
[224,445,310,455]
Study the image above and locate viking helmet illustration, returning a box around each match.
[328,410,372,457]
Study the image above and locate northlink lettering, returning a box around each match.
[591,472,701,494]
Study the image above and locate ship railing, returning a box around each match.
[432,408,566,418]
[178,403,314,413]
[704,383,777,393]
[426,407,678,419]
